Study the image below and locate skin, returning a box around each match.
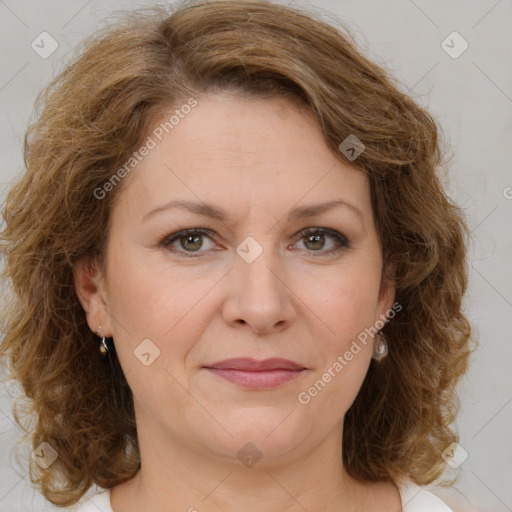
[74,92,401,511]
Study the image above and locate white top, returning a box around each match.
[68,481,453,511]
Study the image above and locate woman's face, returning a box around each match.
[76,92,395,467]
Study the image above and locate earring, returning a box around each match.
[96,326,109,357]
[372,330,388,361]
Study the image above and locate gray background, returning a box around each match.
[0,1,510,511]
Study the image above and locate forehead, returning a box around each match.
[112,92,371,224]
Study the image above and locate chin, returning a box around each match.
[195,409,313,464]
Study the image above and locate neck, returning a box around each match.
[111,418,367,512]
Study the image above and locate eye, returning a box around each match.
[160,228,217,257]
[160,227,350,258]
[293,228,350,256]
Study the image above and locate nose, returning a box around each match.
[221,237,297,336]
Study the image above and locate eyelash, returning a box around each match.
[159,227,350,258]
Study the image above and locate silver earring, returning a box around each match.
[96,326,109,357]
[372,330,388,361]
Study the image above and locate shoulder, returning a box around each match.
[63,487,113,512]
[398,481,454,512]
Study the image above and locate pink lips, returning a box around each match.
[204,358,306,389]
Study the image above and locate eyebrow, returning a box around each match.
[142,198,363,223]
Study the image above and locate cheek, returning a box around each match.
[297,260,380,403]
[106,239,191,333]
[300,282,376,418]
[103,254,209,419]
[306,262,382,346]
[104,244,222,378]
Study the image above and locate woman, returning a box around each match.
[0,1,473,510]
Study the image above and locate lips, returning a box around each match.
[203,358,306,389]
[204,358,305,371]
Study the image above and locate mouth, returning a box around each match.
[203,358,307,389]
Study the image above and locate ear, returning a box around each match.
[73,255,113,337]
[375,261,397,325]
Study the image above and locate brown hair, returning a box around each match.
[0,0,473,506]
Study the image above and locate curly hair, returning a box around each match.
[0,0,473,506]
